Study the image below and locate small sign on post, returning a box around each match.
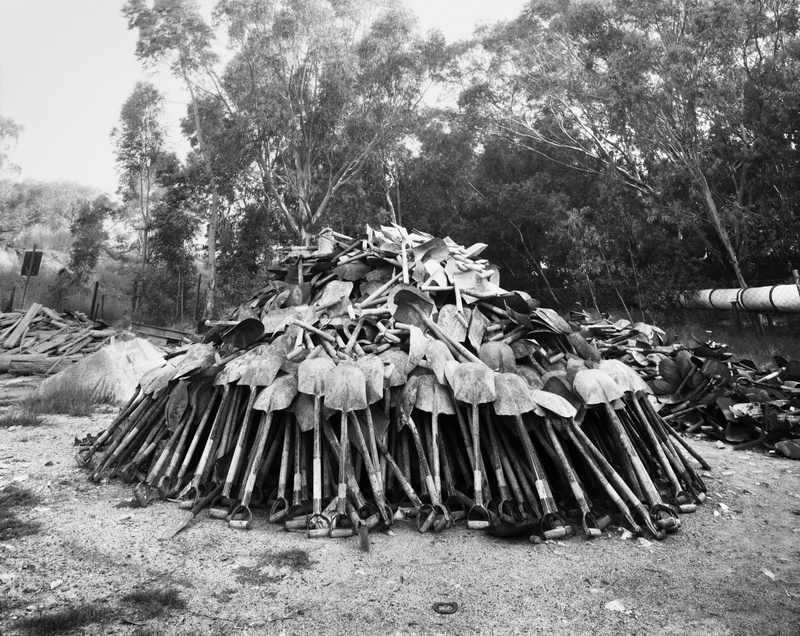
[20,250,43,277]
[20,245,41,309]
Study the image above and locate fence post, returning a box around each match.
[6,286,15,312]
[20,244,37,310]
[193,273,202,324]
[90,281,100,321]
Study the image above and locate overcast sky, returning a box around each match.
[0,0,526,196]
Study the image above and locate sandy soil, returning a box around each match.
[1,375,799,636]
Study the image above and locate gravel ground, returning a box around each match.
[1,375,799,636]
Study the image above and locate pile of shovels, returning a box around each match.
[77,225,708,547]
[570,310,800,459]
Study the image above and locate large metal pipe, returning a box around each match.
[680,285,800,313]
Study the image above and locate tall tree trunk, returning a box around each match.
[185,74,219,318]
[698,174,747,287]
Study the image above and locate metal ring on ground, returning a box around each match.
[432,602,458,615]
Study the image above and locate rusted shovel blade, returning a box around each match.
[530,389,577,420]
[467,308,490,351]
[313,280,353,317]
[572,369,625,408]
[479,342,516,372]
[253,375,299,413]
[406,323,430,373]
[170,344,218,380]
[599,360,650,395]
[412,237,450,262]
[238,351,284,389]
[437,305,467,343]
[390,287,435,330]
[514,365,543,389]
[424,340,455,386]
[493,373,539,417]
[542,375,579,408]
[140,363,177,397]
[398,375,419,428]
[293,393,317,433]
[415,374,455,415]
[324,365,368,412]
[379,349,409,388]
[165,381,189,431]
[532,308,571,334]
[298,356,336,398]
[355,355,384,404]
[222,318,265,349]
[452,362,496,407]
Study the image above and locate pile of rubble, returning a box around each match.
[0,303,117,375]
[78,225,708,546]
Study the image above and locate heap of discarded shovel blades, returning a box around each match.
[570,310,800,459]
[78,225,709,545]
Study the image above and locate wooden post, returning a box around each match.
[20,244,37,309]
[100,295,105,321]
[6,286,15,312]
[89,281,99,320]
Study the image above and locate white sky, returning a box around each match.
[0,0,526,195]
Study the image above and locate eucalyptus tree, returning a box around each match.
[124,0,224,315]
[111,81,170,271]
[463,0,800,287]
[216,0,447,244]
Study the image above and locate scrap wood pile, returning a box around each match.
[0,303,116,375]
[570,311,800,460]
[78,225,709,547]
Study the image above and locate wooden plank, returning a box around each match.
[130,322,190,340]
[1,355,80,375]
[26,333,72,355]
[3,303,42,349]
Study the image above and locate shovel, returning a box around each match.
[414,374,455,499]
[399,375,451,532]
[209,352,284,519]
[391,288,481,363]
[600,360,696,513]
[533,386,649,536]
[451,362,495,529]
[228,375,298,529]
[573,369,680,534]
[297,355,336,537]
[324,364,369,536]
[355,355,389,495]
[493,373,572,539]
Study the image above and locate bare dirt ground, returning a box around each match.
[1,374,799,636]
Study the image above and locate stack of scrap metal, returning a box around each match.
[0,303,117,375]
[79,225,708,546]
[570,310,800,459]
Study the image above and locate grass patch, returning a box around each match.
[23,381,117,417]
[233,549,313,587]
[271,548,313,572]
[0,485,42,540]
[14,604,104,635]
[0,409,45,428]
[120,587,187,619]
